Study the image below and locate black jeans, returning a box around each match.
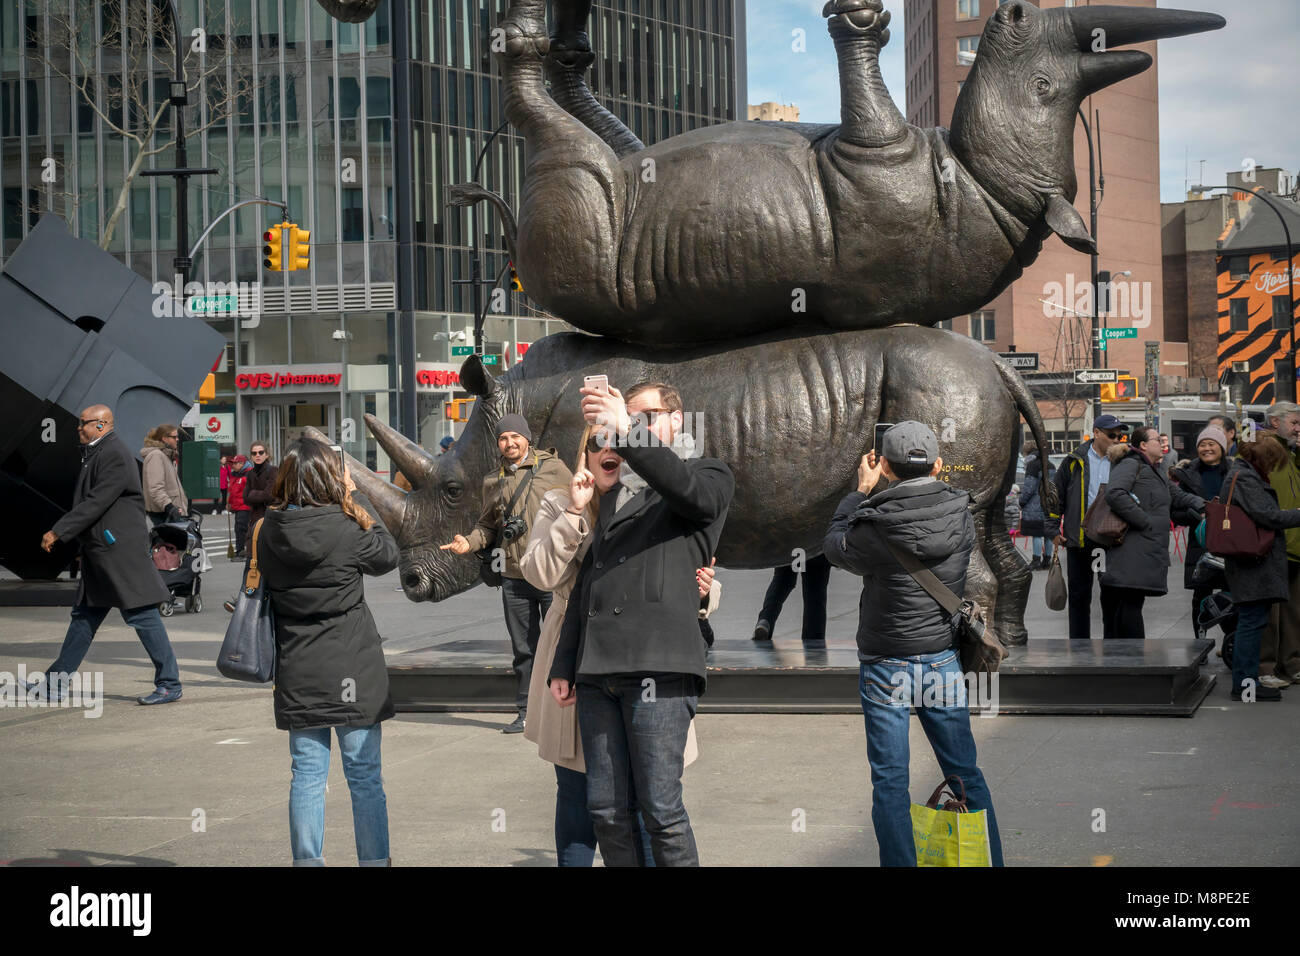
[501,575,552,712]
[1106,589,1147,639]
[577,674,699,866]
[1065,545,1121,639]
[758,553,832,643]
[234,510,251,553]
[1191,586,1215,639]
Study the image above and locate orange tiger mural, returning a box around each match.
[1217,251,1299,405]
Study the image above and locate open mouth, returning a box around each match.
[600,458,620,474]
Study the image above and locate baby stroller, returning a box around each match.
[1196,590,1236,668]
[149,512,209,616]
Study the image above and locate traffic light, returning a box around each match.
[262,224,283,271]
[289,225,310,271]
[1100,376,1139,402]
[444,398,476,422]
[509,264,523,293]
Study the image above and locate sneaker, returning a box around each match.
[1230,685,1283,702]
[502,713,526,734]
[1259,675,1290,690]
[137,687,183,706]
[752,619,772,641]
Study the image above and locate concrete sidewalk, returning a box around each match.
[2,540,1297,866]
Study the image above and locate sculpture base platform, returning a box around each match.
[388,638,1217,717]
[0,580,79,607]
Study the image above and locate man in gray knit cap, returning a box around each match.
[442,413,572,732]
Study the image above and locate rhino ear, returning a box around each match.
[459,354,497,398]
[1045,195,1097,255]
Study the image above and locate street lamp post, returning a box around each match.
[1079,108,1104,424]
[139,0,217,289]
[1192,184,1297,402]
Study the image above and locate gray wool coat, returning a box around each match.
[1101,445,1205,595]
[1219,459,1300,605]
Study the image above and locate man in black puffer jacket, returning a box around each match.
[824,421,1003,867]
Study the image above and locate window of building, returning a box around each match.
[936,318,953,331]
[1229,256,1250,280]
[956,0,979,20]
[970,310,995,342]
[1272,295,1292,331]
[1229,298,1249,332]
[957,36,979,66]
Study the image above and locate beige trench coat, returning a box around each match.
[520,489,717,772]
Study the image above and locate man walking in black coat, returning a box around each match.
[33,405,182,705]
[549,380,734,866]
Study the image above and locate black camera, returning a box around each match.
[501,515,528,541]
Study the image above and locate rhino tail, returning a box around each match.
[446,183,519,264]
[992,354,1060,517]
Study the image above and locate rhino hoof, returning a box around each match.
[824,0,890,40]
[498,19,550,60]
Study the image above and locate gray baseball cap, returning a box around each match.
[882,420,939,466]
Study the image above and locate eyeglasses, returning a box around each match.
[79,418,105,428]
[1099,430,1122,440]
[629,407,672,424]
[251,450,267,457]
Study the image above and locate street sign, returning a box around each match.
[451,345,474,355]
[187,294,237,313]
[1102,328,1138,340]
[481,354,500,365]
[1075,369,1119,385]
[998,352,1039,371]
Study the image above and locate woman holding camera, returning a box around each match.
[256,438,399,865]
[519,423,719,866]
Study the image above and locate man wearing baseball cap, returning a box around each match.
[1051,414,1130,640]
[824,421,1003,866]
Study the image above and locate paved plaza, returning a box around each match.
[2,529,1297,867]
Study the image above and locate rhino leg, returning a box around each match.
[966,507,998,636]
[823,0,908,149]
[545,0,645,158]
[982,493,1032,647]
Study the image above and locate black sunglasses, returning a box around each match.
[79,418,105,427]
[586,433,615,453]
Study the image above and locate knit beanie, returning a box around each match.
[1196,425,1228,456]
[495,414,532,442]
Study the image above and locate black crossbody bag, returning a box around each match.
[477,469,536,588]
[877,531,1006,675]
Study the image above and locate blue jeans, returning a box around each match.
[1232,600,1271,694]
[554,764,656,867]
[47,603,181,692]
[859,650,1004,867]
[577,674,698,866]
[288,724,389,866]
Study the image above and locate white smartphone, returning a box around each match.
[329,444,346,473]
[584,374,609,394]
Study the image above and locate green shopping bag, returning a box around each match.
[911,775,993,867]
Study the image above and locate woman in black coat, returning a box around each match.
[1017,444,1053,569]
[1217,435,1300,701]
[1101,427,1205,639]
[1169,425,1231,637]
[256,438,399,865]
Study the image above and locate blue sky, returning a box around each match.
[745,0,1300,202]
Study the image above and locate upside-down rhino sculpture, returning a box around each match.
[310,327,1057,645]
[320,0,1225,346]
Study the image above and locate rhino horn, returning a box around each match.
[1067,6,1226,51]
[363,412,438,490]
[300,424,409,533]
[459,353,499,398]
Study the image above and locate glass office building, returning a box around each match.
[1,0,745,478]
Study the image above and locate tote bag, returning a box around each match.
[216,519,276,683]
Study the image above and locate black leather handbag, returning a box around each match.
[216,518,276,683]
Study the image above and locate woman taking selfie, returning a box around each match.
[256,438,399,866]
[519,423,719,866]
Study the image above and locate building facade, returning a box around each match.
[904,0,1174,451]
[1,0,746,479]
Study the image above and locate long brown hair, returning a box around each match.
[1237,429,1288,476]
[271,438,373,530]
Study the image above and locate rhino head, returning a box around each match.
[317,356,522,602]
[950,2,1225,251]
